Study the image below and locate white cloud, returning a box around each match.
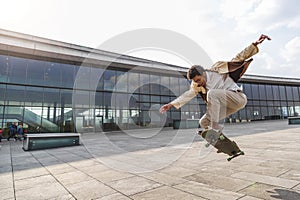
[228,0,300,34]
[281,36,300,62]
[287,15,300,28]
[220,0,261,19]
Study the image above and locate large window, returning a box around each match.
[1,53,300,132]
[259,84,267,100]
[279,86,287,100]
[251,84,260,100]
[140,73,150,94]
[103,70,116,91]
[44,62,61,87]
[8,56,27,85]
[24,86,44,107]
[128,72,139,93]
[60,63,76,89]
[5,85,25,106]
[74,65,91,90]
[27,59,45,86]
[0,55,9,82]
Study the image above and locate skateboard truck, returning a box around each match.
[227,151,245,161]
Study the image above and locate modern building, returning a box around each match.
[0,29,300,135]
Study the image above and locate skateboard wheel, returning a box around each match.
[227,157,232,161]
[240,151,245,155]
[219,135,225,140]
[205,143,210,148]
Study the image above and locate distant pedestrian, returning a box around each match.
[17,124,23,141]
[7,123,17,141]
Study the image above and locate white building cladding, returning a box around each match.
[0,28,300,134]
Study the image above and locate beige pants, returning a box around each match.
[199,89,247,129]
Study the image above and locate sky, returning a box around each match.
[0,0,300,78]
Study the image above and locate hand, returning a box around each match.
[159,103,173,114]
[253,34,271,46]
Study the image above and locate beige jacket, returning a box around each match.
[171,43,259,109]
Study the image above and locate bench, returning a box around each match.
[288,117,300,125]
[23,133,81,151]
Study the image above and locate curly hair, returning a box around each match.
[187,65,206,80]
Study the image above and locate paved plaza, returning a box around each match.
[1,120,300,200]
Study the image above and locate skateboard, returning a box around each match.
[198,129,244,161]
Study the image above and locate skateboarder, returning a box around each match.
[160,34,271,133]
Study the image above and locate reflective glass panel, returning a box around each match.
[44,62,61,87]
[26,59,45,86]
[0,55,9,82]
[8,56,27,84]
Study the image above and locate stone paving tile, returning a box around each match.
[54,170,93,186]
[107,176,162,196]
[36,156,64,166]
[14,175,56,191]
[79,163,112,175]
[231,171,300,189]
[0,161,12,173]
[185,172,254,191]
[47,194,75,200]
[50,154,84,163]
[293,184,300,191]
[139,171,187,186]
[13,167,49,180]
[239,182,300,200]
[68,158,102,168]
[173,181,244,200]
[238,195,264,200]
[158,166,198,178]
[89,169,135,183]
[0,173,13,190]
[0,187,14,200]
[15,179,69,200]
[95,192,131,200]
[259,159,300,171]
[279,169,300,181]
[131,185,205,200]
[234,163,288,177]
[45,163,77,175]
[12,159,42,171]
[65,179,116,200]
[192,165,237,177]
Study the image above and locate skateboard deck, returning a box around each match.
[199,129,244,161]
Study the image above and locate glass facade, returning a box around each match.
[1,53,300,135]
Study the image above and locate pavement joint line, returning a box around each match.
[276,168,292,178]
[29,150,77,200]
[170,182,210,200]
[9,141,17,200]
[236,182,258,193]
[236,194,248,200]
[45,147,134,199]
[292,183,300,190]
[127,184,165,198]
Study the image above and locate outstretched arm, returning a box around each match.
[253,34,271,46]
[159,103,173,113]
[160,87,198,113]
[231,34,271,62]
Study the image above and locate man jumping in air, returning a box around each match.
[160,34,271,139]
